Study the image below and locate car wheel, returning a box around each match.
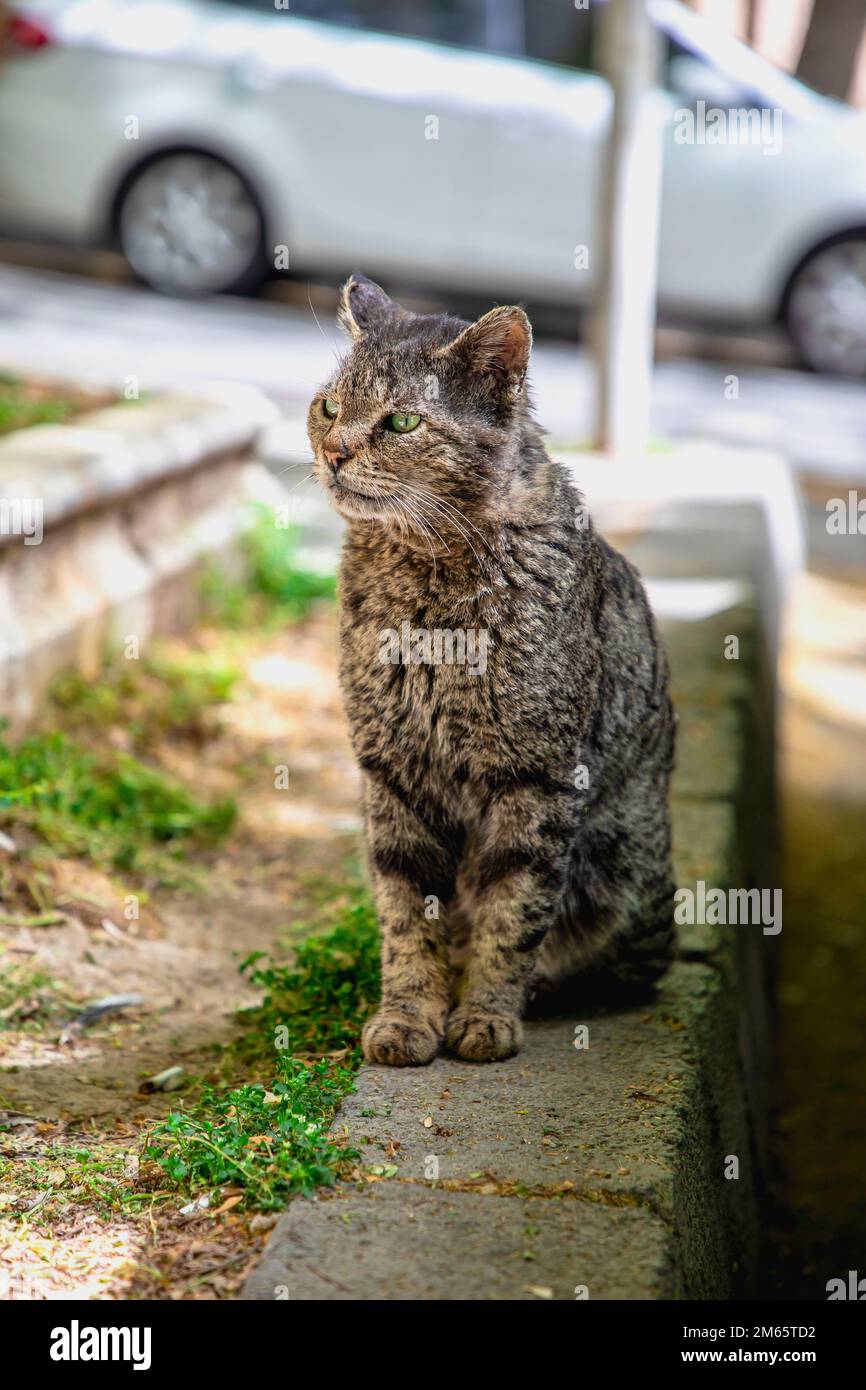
[116,151,267,296]
[783,233,866,377]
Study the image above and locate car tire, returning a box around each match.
[116,150,268,297]
[783,232,866,378]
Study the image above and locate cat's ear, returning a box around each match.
[437,306,532,396]
[337,273,409,340]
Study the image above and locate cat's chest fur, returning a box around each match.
[341,561,499,753]
[337,531,591,795]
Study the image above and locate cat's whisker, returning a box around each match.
[336,479,420,551]
[389,492,440,572]
[343,475,432,544]
[398,494,461,563]
[307,289,344,369]
[397,484,487,569]
[403,500,478,569]
[281,470,316,499]
[404,506,445,574]
[269,473,317,534]
[415,504,483,567]
[398,482,497,564]
[389,484,451,549]
[415,496,495,562]
[275,458,316,478]
[398,495,441,566]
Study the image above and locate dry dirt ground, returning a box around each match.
[0,603,361,1299]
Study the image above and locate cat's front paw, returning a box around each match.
[445,1007,522,1062]
[362,1009,442,1067]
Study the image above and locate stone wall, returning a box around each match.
[0,391,277,730]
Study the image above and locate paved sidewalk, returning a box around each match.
[245,963,712,1301]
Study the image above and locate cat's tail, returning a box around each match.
[527,882,675,1015]
[592,880,676,993]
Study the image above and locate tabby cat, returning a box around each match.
[307,274,675,1065]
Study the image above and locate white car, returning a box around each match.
[2,0,866,374]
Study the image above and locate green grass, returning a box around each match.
[50,647,241,751]
[0,960,68,1032]
[201,504,336,627]
[0,1140,167,1220]
[237,898,380,1056]
[0,729,235,882]
[0,376,85,435]
[144,1055,358,1209]
[0,900,380,1213]
[144,895,380,1209]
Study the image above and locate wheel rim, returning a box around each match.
[119,154,262,293]
[788,239,866,376]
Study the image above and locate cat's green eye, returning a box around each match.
[389,413,421,433]
[323,398,340,419]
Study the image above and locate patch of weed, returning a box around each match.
[0,379,84,435]
[201,504,335,628]
[50,647,240,750]
[144,894,380,1209]
[0,1140,139,1218]
[237,897,380,1057]
[0,730,235,883]
[145,1055,356,1209]
[0,960,68,1032]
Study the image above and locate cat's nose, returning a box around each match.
[324,449,351,473]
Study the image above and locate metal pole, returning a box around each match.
[591,0,665,456]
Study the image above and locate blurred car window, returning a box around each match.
[215,0,600,68]
[216,0,493,49]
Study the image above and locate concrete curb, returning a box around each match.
[0,388,279,729]
[244,512,777,1302]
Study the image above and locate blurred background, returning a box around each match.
[1,0,866,477]
[0,0,864,1298]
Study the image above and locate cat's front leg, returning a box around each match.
[361,775,456,1067]
[447,784,575,1062]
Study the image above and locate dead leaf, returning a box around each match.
[249,1212,278,1234]
[211,1195,243,1216]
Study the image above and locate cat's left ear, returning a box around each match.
[337,273,411,340]
[437,306,532,396]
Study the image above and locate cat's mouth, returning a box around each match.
[330,477,390,518]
